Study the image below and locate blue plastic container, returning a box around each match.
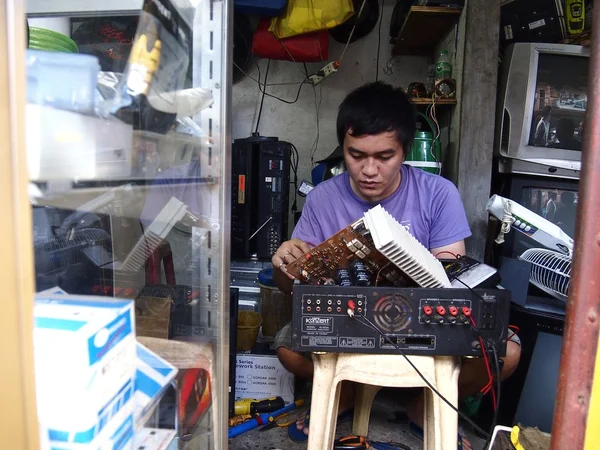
[234,0,287,17]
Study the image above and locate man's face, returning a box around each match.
[343,130,404,202]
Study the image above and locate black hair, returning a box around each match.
[556,117,575,141]
[541,105,552,118]
[336,81,416,153]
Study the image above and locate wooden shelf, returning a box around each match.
[393,6,462,56]
[410,98,457,105]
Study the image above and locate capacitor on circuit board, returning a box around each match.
[336,269,353,287]
[349,260,370,286]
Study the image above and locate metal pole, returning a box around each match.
[550,5,600,449]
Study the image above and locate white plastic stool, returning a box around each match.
[307,353,461,450]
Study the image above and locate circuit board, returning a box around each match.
[285,218,414,287]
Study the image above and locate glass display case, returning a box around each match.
[8,0,232,448]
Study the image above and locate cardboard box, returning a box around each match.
[235,354,294,404]
[134,342,178,426]
[34,295,136,442]
[47,402,134,450]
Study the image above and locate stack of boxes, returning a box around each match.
[34,292,177,450]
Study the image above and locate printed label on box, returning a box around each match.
[235,354,294,404]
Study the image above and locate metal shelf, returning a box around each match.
[26,0,143,17]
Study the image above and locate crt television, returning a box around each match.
[495,43,589,180]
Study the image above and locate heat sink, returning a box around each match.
[362,205,451,288]
[120,197,188,272]
[519,248,571,302]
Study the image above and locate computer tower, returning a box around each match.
[231,136,291,260]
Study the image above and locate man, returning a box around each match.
[271,82,521,447]
[544,191,558,223]
[534,105,552,147]
[548,117,582,151]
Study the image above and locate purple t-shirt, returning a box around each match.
[292,164,471,250]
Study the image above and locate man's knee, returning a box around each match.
[501,340,521,380]
[276,346,314,380]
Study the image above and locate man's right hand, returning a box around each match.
[272,238,312,280]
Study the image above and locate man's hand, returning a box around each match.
[272,238,312,280]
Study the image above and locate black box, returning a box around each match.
[501,0,565,48]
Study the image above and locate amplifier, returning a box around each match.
[291,285,510,357]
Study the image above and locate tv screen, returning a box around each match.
[528,53,588,151]
[521,186,578,240]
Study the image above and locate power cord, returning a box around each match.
[251,60,309,104]
[482,346,502,450]
[348,308,491,439]
[289,143,300,214]
[494,198,515,244]
[254,59,270,134]
[376,0,385,81]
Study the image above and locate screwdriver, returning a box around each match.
[234,396,285,415]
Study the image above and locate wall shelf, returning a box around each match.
[393,6,462,56]
[410,98,457,105]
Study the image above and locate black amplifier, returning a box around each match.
[291,285,510,357]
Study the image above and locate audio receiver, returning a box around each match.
[291,285,510,357]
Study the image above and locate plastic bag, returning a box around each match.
[252,18,329,62]
[269,0,354,39]
[112,0,194,133]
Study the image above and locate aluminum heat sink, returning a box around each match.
[362,205,451,288]
[519,248,571,302]
[120,197,188,272]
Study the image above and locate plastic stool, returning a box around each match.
[307,353,461,450]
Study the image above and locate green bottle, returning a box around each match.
[435,49,452,79]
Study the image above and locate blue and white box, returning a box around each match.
[134,343,178,426]
[48,403,135,450]
[34,295,136,444]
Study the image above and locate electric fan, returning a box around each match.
[487,194,574,302]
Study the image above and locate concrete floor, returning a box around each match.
[228,388,485,450]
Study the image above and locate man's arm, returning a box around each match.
[431,240,466,259]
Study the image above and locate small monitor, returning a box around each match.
[499,175,579,261]
[496,43,590,179]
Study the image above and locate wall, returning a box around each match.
[231,2,430,235]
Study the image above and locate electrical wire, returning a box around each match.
[309,84,323,166]
[470,316,496,410]
[434,250,459,259]
[376,0,385,81]
[483,346,503,450]
[232,60,305,87]
[254,59,270,135]
[289,143,300,213]
[338,0,369,64]
[351,313,491,439]
[251,60,309,104]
